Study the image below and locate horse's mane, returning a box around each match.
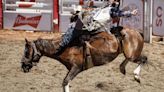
[33,37,61,55]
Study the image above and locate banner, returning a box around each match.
[122,0,144,31]
[7,0,52,3]
[3,0,53,31]
[153,0,164,36]
[3,12,52,31]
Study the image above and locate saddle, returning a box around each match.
[79,31,104,70]
[78,25,125,69]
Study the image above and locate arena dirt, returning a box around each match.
[0,30,164,92]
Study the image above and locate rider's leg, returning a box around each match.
[55,27,81,55]
[55,27,75,55]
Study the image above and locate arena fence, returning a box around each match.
[0,0,163,43]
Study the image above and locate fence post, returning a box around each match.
[144,0,153,43]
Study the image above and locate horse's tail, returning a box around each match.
[139,55,148,64]
[133,54,148,65]
[140,55,157,71]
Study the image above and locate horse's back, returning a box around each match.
[89,32,119,53]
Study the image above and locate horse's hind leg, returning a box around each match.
[120,58,129,75]
[119,57,144,83]
[119,57,142,75]
[120,55,147,83]
[133,55,148,83]
[133,64,142,83]
[63,64,82,92]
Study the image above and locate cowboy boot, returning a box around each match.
[110,26,124,40]
[116,26,124,40]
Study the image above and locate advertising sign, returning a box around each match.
[7,0,52,3]
[3,12,52,31]
[153,0,164,36]
[3,0,53,31]
[122,0,144,31]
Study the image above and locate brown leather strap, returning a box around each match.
[31,42,41,57]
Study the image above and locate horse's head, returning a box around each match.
[21,38,41,73]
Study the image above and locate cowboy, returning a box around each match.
[54,0,138,55]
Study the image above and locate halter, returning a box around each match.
[31,42,41,61]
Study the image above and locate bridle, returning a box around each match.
[21,41,41,72]
[31,42,41,61]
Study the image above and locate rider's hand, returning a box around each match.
[131,9,138,16]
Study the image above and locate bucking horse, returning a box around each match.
[21,6,147,92]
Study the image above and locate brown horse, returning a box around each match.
[21,26,147,92]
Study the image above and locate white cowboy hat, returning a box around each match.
[74,5,82,12]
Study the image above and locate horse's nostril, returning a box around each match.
[24,69,29,73]
[22,66,30,73]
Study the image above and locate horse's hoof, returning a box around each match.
[134,75,141,83]
[120,68,126,75]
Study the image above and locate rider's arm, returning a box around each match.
[110,7,137,18]
[118,10,132,17]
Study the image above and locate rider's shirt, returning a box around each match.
[73,4,133,32]
[110,7,132,18]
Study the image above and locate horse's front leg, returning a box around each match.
[63,64,82,92]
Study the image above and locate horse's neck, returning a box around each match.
[35,38,61,57]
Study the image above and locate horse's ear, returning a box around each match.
[25,38,29,43]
